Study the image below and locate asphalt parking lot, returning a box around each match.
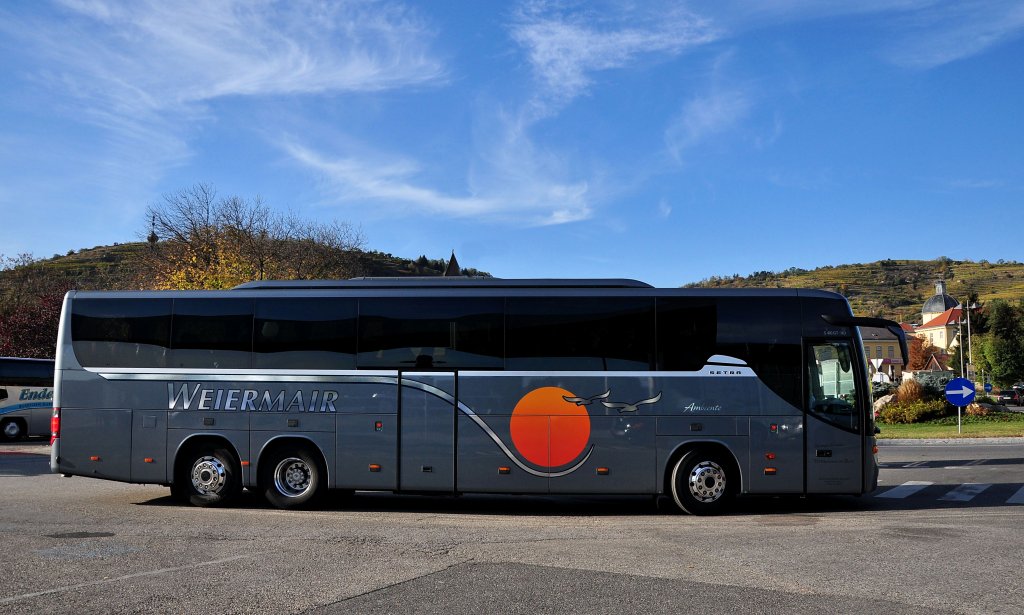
[1,440,1022,614]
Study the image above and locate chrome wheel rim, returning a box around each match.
[273,458,312,498]
[3,421,20,438]
[191,456,227,495]
[688,460,726,503]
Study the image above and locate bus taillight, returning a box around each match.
[50,408,60,444]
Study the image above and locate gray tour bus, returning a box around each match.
[1,356,55,440]
[50,278,907,514]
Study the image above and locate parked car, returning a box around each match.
[998,389,1022,406]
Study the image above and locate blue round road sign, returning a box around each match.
[984,382,993,393]
[945,378,976,407]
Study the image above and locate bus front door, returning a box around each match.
[805,341,863,494]
[399,372,456,492]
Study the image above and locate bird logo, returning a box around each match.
[601,392,663,414]
[562,390,611,406]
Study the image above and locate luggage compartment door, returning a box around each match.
[399,373,456,492]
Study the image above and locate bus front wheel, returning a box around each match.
[177,446,241,507]
[261,448,325,510]
[670,449,735,515]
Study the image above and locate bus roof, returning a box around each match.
[233,278,654,290]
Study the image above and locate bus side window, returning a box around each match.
[0,387,7,401]
[170,298,253,369]
[506,297,655,371]
[254,298,357,369]
[71,298,172,368]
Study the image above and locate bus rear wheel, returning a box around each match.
[261,448,324,510]
[1,418,25,440]
[670,449,735,515]
[177,446,241,507]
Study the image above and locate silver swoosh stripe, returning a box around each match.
[400,378,594,479]
[93,369,593,479]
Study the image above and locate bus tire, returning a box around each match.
[261,447,324,510]
[1,418,25,440]
[169,481,188,502]
[669,449,734,515]
[178,446,241,507]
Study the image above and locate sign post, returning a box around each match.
[870,358,886,383]
[944,377,976,435]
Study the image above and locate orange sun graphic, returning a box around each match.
[510,387,591,468]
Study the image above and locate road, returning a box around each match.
[0,440,1021,614]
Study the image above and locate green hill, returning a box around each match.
[0,242,488,299]
[6,247,1023,324]
[686,258,1024,321]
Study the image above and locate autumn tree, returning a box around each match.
[906,335,944,371]
[0,253,72,358]
[0,287,68,358]
[141,184,365,289]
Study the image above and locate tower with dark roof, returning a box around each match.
[443,251,461,277]
[922,281,958,324]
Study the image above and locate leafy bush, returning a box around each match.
[872,381,896,400]
[895,379,925,404]
[913,372,954,394]
[965,403,990,417]
[877,399,950,424]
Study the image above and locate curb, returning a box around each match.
[877,437,1024,446]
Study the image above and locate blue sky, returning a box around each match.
[1,1,1022,288]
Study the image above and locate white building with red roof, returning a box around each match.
[915,305,962,352]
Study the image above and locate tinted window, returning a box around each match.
[71,298,172,368]
[170,299,252,368]
[0,358,54,385]
[254,298,356,369]
[506,297,654,370]
[716,299,802,409]
[357,297,503,369]
[656,299,717,370]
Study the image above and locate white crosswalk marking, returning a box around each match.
[1007,486,1024,505]
[877,481,933,498]
[939,483,991,502]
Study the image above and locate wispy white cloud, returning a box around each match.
[285,141,496,217]
[883,1,1024,69]
[664,87,751,163]
[412,0,718,226]
[44,0,445,106]
[0,0,445,183]
[689,0,1024,69]
[509,1,719,119]
[284,134,592,226]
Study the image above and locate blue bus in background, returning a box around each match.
[1,357,55,440]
